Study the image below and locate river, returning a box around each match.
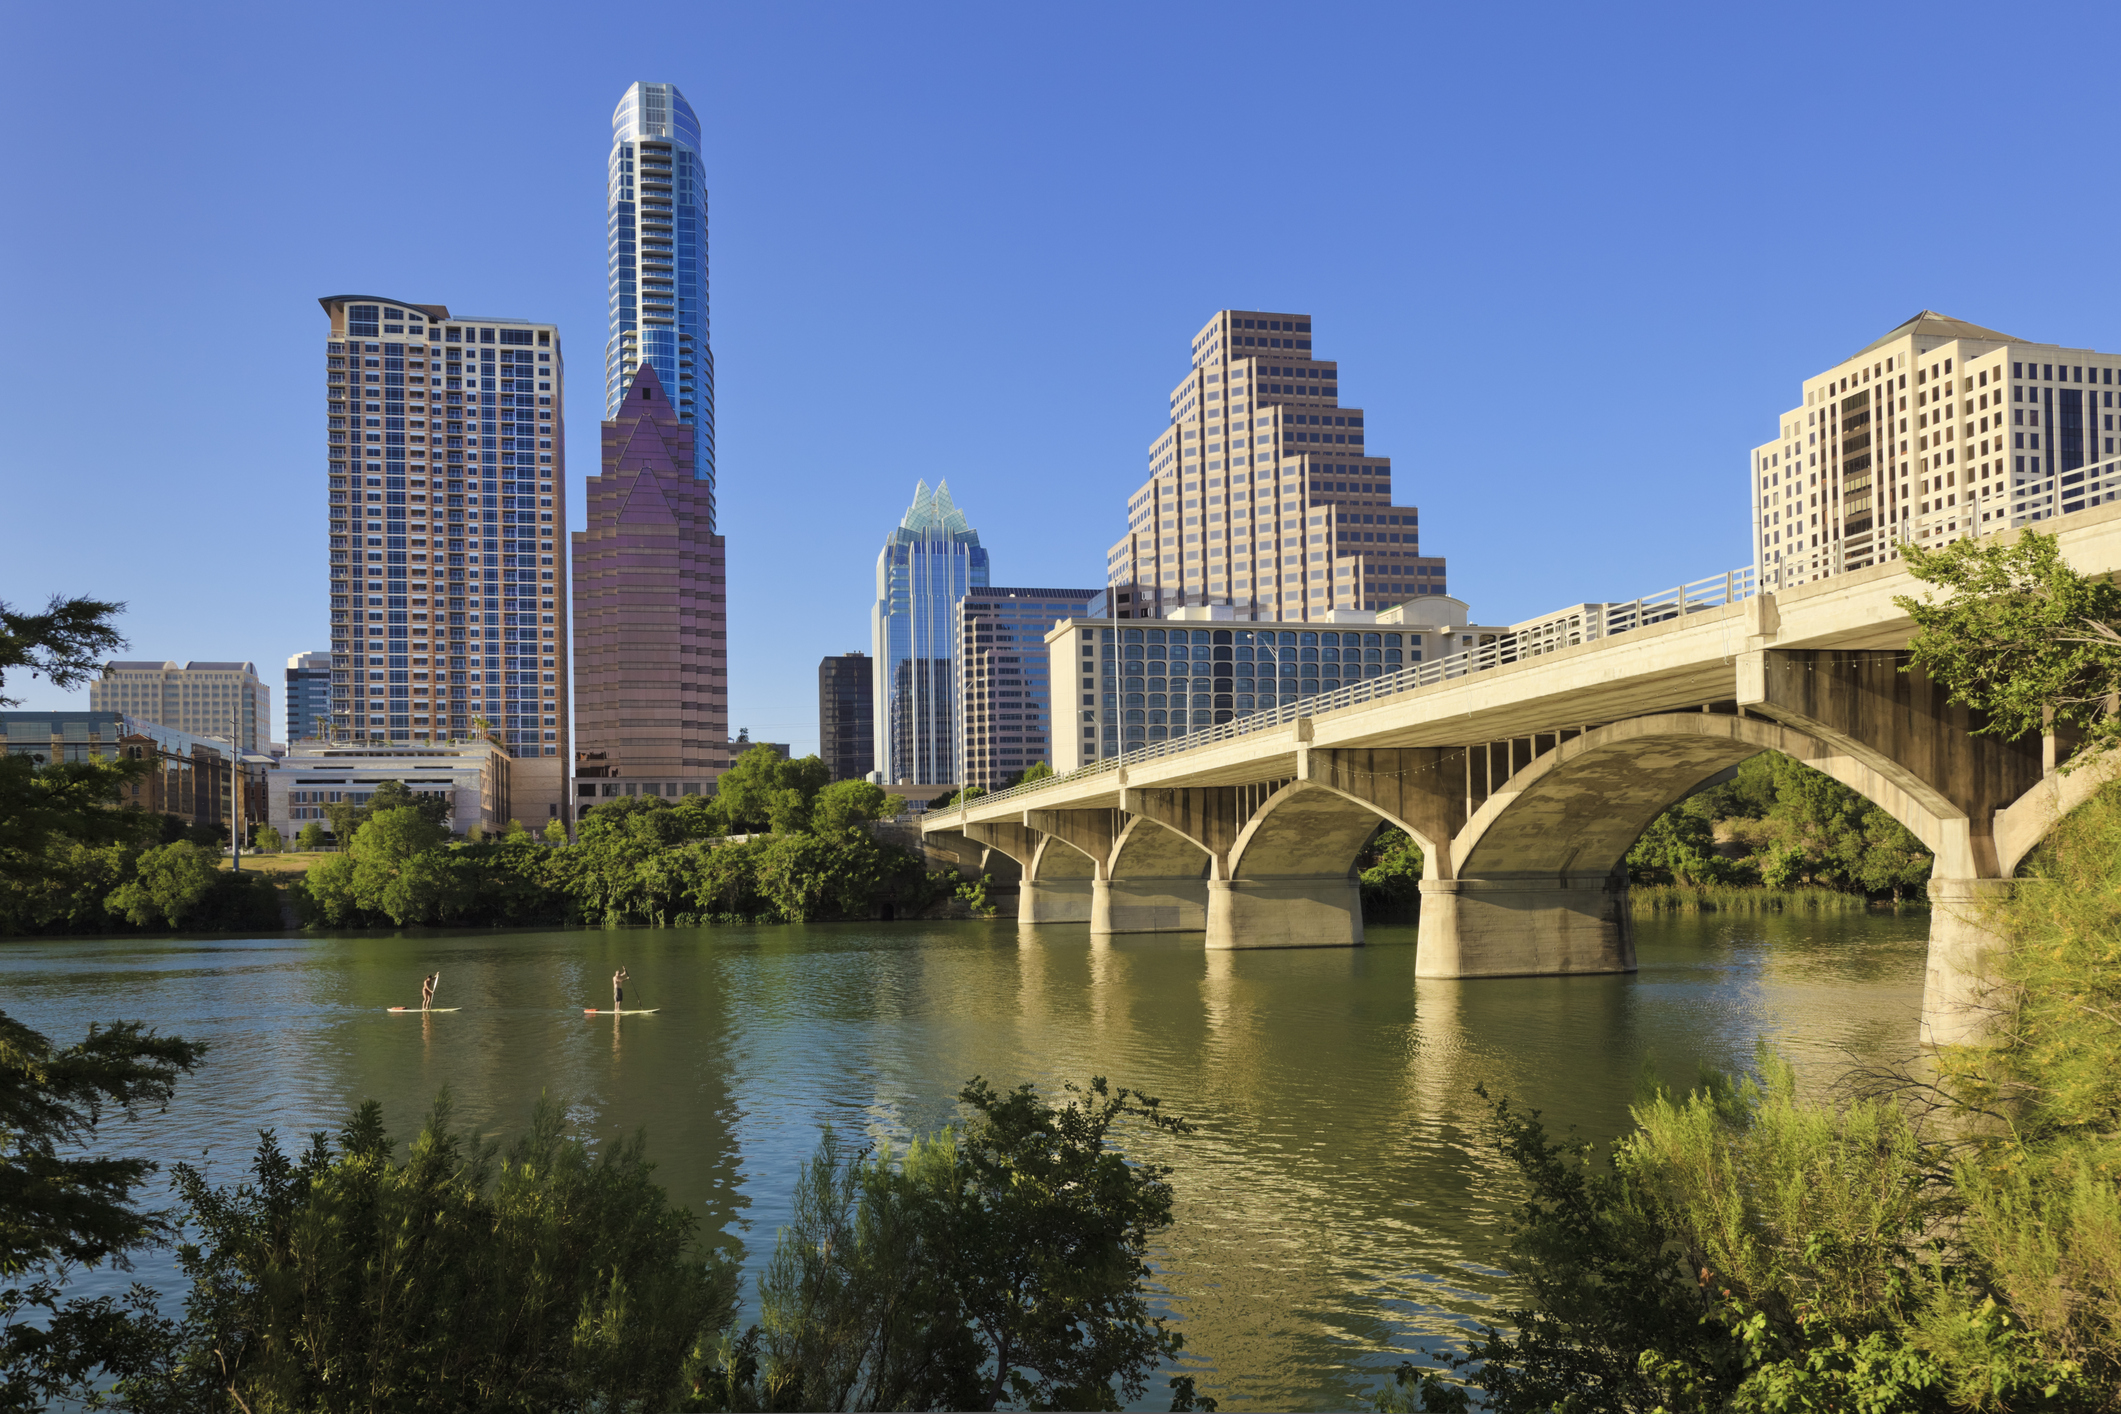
[3,910,1931,1411]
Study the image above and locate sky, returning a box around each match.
[6,1,2120,755]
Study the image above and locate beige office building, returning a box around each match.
[317,296,570,826]
[1752,310,2121,587]
[90,660,270,752]
[1105,310,1446,622]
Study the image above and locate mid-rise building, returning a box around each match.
[90,660,270,753]
[1751,310,2121,587]
[285,651,332,744]
[872,481,988,786]
[1055,599,1497,765]
[1105,310,1445,622]
[954,586,1097,791]
[606,82,715,505]
[2,710,268,833]
[269,740,510,841]
[818,653,875,781]
[317,295,570,824]
[572,364,728,809]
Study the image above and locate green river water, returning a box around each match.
[4,911,1932,1410]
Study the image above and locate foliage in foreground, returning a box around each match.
[1428,779,2121,1412]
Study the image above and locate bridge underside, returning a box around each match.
[937,646,2060,1045]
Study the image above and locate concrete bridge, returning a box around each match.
[924,504,2121,1045]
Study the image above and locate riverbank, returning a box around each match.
[1628,883,1909,916]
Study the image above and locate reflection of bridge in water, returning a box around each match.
[925,505,2121,1045]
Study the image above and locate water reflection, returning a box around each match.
[1,907,1930,1411]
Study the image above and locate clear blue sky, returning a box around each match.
[6,2,2117,754]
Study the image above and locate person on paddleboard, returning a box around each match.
[613,967,629,1011]
[421,972,439,1010]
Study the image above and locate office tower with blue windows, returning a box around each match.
[285,651,332,744]
[317,295,570,826]
[606,82,715,517]
[871,481,987,786]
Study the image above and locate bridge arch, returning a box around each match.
[1095,815,1215,935]
[1202,781,1391,950]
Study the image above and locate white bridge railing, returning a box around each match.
[944,566,1759,817]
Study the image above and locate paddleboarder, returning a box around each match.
[613,966,629,1011]
[421,971,440,1011]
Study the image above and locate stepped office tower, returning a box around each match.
[317,296,569,824]
[872,481,987,786]
[1750,310,2121,589]
[606,82,714,509]
[1105,310,1445,621]
[571,364,729,806]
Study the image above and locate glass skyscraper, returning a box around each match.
[606,82,715,516]
[871,481,987,785]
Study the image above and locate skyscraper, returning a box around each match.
[317,296,570,825]
[285,651,332,744]
[90,661,270,752]
[1750,311,2121,589]
[872,481,987,786]
[953,586,1096,791]
[571,364,728,808]
[1105,310,1445,620]
[817,653,874,782]
[606,82,714,510]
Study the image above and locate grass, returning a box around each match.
[216,850,330,876]
[1629,883,1888,916]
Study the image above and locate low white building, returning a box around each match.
[268,741,511,841]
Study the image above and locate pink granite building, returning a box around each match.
[571,364,729,807]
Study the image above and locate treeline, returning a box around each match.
[0,1008,1210,1412]
[297,747,959,929]
[1627,749,1934,899]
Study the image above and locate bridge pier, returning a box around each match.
[1206,876,1364,950]
[1019,876,1095,924]
[1415,876,1635,977]
[1920,878,2014,1046]
[1091,876,1208,935]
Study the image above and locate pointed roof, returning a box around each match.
[1851,310,2023,360]
[620,467,676,523]
[896,478,976,539]
[624,360,670,406]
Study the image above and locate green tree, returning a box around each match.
[0,594,126,708]
[1898,528,2121,761]
[542,817,567,846]
[295,822,326,853]
[252,825,283,855]
[716,747,832,833]
[105,841,221,929]
[0,1009,205,1409]
[811,780,896,840]
[150,1093,740,1412]
[1359,826,1425,920]
[756,1077,1199,1412]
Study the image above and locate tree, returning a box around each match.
[1359,826,1425,919]
[296,822,326,853]
[0,1009,205,1409]
[755,1077,1201,1412]
[1898,528,2121,762]
[542,817,567,846]
[716,747,832,833]
[252,825,283,855]
[811,780,895,839]
[104,841,221,929]
[149,1093,741,1412]
[0,594,126,708]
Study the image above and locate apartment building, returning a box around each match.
[818,653,875,782]
[90,660,269,752]
[606,82,716,501]
[572,363,729,808]
[953,586,1097,791]
[872,480,988,786]
[1058,598,1495,765]
[1105,310,1446,622]
[1751,310,2121,587]
[317,295,569,824]
[285,651,332,745]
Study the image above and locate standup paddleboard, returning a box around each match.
[583,1008,659,1015]
[387,1007,462,1012]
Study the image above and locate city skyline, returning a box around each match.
[13,6,2121,758]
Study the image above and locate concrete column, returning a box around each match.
[1414,876,1634,978]
[1091,876,1209,935]
[1018,876,1095,925]
[1921,877,2014,1046]
[1205,876,1364,950]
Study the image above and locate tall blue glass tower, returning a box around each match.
[607,82,715,522]
[871,481,988,785]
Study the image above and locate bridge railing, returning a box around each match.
[946,564,1759,817]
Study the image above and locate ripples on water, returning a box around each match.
[2,910,1929,1411]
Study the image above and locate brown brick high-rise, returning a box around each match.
[570,363,729,810]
